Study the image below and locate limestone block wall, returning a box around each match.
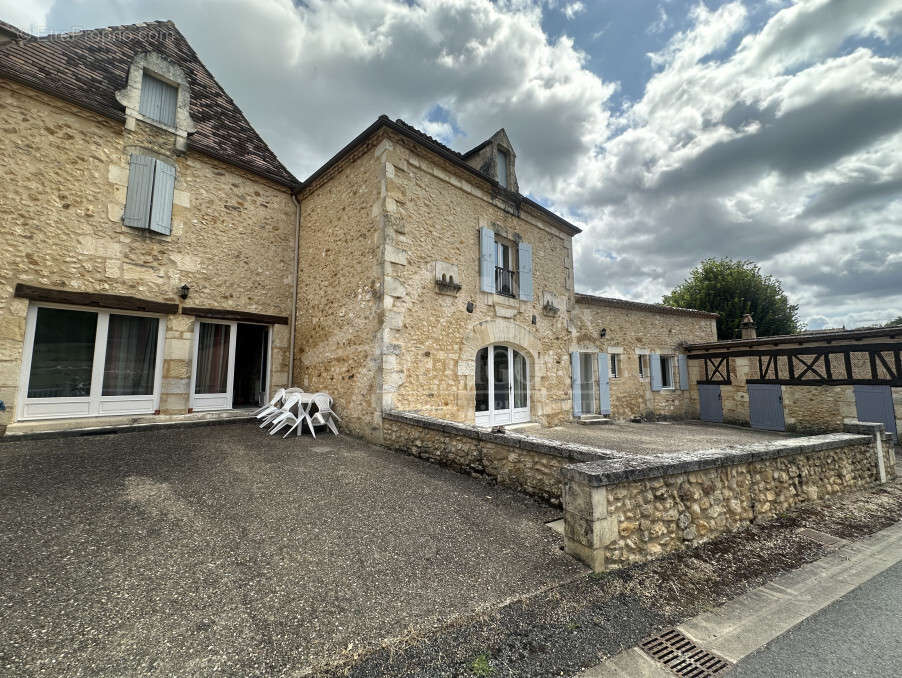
[375,130,575,428]
[295,140,384,439]
[572,300,717,420]
[0,79,295,427]
[562,423,895,572]
[382,411,617,505]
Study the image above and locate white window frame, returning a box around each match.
[188,319,273,412]
[17,302,166,421]
[474,344,530,427]
[637,350,649,381]
[660,354,675,390]
[610,353,620,379]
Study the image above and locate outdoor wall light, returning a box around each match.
[466,301,474,313]
[600,328,607,338]
[532,315,537,325]
[179,284,190,300]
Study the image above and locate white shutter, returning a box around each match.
[678,355,689,391]
[122,154,155,229]
[149,159,176,235]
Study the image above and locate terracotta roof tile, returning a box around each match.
[0,20,297,186]
[574,293,720,319]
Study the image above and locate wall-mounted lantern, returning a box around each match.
[466,301,474,313]
[179,284,190,300]
[600,328,607,339]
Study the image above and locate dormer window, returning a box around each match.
[497,148,509,188]
[138,73,178,127]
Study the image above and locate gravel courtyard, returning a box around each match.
[0,423,584,676]
[532,419,793,455]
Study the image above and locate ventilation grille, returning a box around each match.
[640,629,731,677]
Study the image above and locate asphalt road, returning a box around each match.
[729,560,902,677]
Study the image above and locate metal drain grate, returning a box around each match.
[640,629,731,677]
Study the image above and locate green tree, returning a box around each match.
[664,258,802,340]
[886,316,902,327]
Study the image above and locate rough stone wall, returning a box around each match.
[377,131,575,427]
[563,431,894,572]
[295,141,384,439]
[0,80,294,426]
[382,412,611,505]
[572,301,717,420]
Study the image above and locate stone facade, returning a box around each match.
[0,77,295,430]
[572,297,717,420]
[562,423,896,571]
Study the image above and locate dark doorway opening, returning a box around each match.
[233,324,268,408]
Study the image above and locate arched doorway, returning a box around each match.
[475,345,530,426]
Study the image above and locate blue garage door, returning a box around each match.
[748,384,785,431]
[854,385,897,443]
[698,384,723,423]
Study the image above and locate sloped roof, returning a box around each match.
[574,293,720,319]
[0,20,297,187]
[301,115,582,236]
[685,325,902,351]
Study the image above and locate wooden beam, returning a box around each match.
[14,283,179,315]
[181,306,289,325]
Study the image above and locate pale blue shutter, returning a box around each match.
[139,74,178,127]
[597,352,611,415]
[518,241,533,301]
[149,159,176,235]
[570,351,582,416]
[123,154,155,229]
[678,355,689,391]
[650,352,662,391]
[479,226,495,293]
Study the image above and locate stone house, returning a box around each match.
[0,19,717,440]
[0,21,298,433]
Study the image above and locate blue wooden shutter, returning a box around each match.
[597,352,611,415]
[139,74,178,127]
[518,241,533,301]
[123,154,155,229]
[150,159,176,235]
[570,351,582,416]
[650,352,662,391]
[479,226,495,293]
[678,355,689,391]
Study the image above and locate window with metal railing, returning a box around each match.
[495,266,519,298]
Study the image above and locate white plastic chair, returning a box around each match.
[254,388,287,418]
[262,392,302,431]
[300,392,341,439]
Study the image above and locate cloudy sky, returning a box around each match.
[4,0,902,329]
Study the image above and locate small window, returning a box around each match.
[638,354,648,379]
[496,148,509,188]
[660,355,674,389]
[139,73,178,127]
[610,354,620,378]
[123,154,176,235]
[494,237,519,297]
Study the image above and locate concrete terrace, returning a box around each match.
[0,423,585,676]
[531,420,793,456]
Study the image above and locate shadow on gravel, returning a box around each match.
[315,480,902,678]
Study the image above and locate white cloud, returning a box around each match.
[562,2,584,20]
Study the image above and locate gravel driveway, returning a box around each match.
[0,423,584,676]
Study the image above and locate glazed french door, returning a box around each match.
[475,345,529,426]
[190,320,236,411]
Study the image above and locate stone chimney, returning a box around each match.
[740,314,757,339]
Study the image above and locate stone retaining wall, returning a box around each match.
[562,422,896,572]
[382,411,619,505]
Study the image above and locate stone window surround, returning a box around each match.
[115,51,197,151]
[660,353,675,390]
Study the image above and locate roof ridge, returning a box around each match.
[574,292,719,318]
[392,117,465,158]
